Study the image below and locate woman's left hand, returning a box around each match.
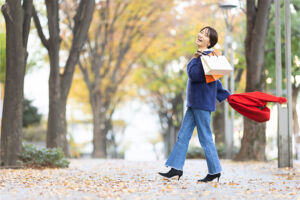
[193,51,202,58]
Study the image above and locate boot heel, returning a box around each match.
[178,175,182,180]
[198,173,221,183]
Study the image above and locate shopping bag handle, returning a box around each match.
[210,50,219,57]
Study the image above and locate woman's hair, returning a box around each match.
[200,26,218,48]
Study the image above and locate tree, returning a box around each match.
[76,0,174,157]
[131,0,246,156]
[107,119,126,158]
[32,0,95,157]
[0,0,33,166]
[132,61,186,157]
[0,2,5,83]
[0,21,41,84]
[128,3,191,156]
[234,0,272,161]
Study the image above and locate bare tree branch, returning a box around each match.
[32,6,49,49]
[61,0,95,101]
[108,33,158,98]
[22,0,33,48]
[1,3,13,22]
[78,60,92,91]
[93,0,110,87]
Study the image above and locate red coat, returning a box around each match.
[227,91,287,122]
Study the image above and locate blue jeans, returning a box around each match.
[165,107,222,174]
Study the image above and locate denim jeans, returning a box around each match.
[165,107,222,174]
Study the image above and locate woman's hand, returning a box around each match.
[192,48,204,58]
[193,51,202,58]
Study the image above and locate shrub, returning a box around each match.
[186,143,239,159]
[17,142,70,168]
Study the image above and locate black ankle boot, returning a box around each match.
[158,168,183,180]
[198,173,221,182]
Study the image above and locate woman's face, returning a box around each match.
[196,28,211,49]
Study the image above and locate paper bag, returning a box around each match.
[201,55,233,75]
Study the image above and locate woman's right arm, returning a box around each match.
[187,58,205,83]
[216,80,231,102]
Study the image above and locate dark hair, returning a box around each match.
[200,26,218,48]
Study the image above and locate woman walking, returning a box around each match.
[158,26,230,183]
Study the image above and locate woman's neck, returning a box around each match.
[197,46,209,51]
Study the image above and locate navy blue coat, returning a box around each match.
[186,51,230,111]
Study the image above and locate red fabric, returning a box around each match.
[227,91,287,123]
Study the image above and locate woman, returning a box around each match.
[158,26,230,182]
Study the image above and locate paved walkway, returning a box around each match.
[0,159,299,200]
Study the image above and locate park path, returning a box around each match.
[0,159,299,200]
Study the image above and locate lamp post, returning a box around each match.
[275,0,293,168]
[219,1,238,159]
[284,0,293,168]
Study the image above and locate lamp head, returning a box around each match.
[219,1,238,10]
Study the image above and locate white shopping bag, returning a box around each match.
[201,55,233,75]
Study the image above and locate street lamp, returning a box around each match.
[275,0,293,168]
[219,3,238,9]
[219,0,240,159]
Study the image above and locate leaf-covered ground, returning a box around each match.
[0,159,299,200]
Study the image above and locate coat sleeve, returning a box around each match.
[216,80,231,102]
[186,58,205,83]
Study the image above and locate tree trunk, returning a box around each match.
[169,125,177,153]
[162,118,182,158]
[236,118,266,160]
[162,121,174,158]
[46,0,62,149]
[91,95,107,158]
[213,103,225,145]
[161,93,184,157]
[92,113,107,158]
[34,0,95,157]
[292,85,299,136]
[44,0,71,157]
[0,0,33,166]
[47,98,69,154]
[162,128,170,158]
[234,0,272,161]
[292,84,300,159]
